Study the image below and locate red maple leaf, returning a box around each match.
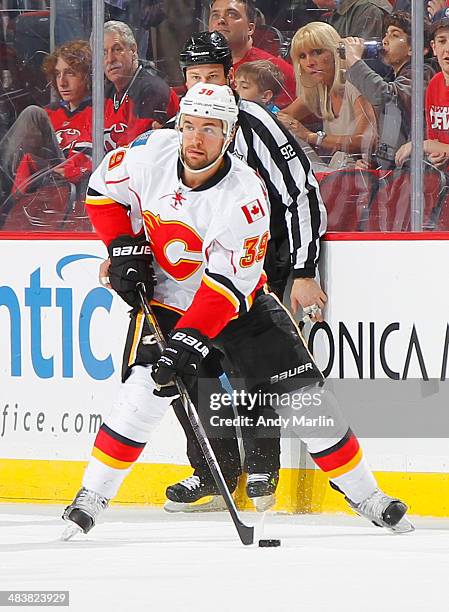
[251,204,260,215]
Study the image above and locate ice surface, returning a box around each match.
[1,504,448,612]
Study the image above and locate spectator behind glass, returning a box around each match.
[396,18,449,168]
[54,0,162,59]
[103,20,179,151]
[312,0,393,78]
[396,0,449,22]
[277,22,377,162]
[208,0,296,108]
[428,0,449,21]
[312,0,392,40]
[344,12,435,170]
[234,59,284,113]
[0,40,92,201]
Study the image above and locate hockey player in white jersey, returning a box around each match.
[62,83,413,538]
[165,31,327,511]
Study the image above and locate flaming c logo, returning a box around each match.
[143,211,203,280]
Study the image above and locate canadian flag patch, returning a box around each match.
[241,199,265,224]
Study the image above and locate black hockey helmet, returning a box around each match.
[179,31,233,77]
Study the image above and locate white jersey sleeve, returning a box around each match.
[86,131,159,238]
[88,147,133,206]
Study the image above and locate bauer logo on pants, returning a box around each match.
[270,363,314,384]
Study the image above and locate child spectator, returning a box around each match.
[234,59,284,113]
[0,40,93,200]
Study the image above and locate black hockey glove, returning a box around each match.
[107,234,156,308]
[151,328,211,397]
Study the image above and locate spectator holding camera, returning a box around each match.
[344,12,436,170]
[395,18,449,168]
[277,22,377,160]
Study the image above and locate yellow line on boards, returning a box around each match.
[0,459,448,516]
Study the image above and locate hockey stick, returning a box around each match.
[136,283,254,546]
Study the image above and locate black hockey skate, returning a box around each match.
[164,472,237,513]
[61,487,109,540]
[246,471,279,512]
[347,488,414,533]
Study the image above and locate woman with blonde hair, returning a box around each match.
[278,21,377,158]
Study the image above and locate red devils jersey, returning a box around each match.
[86,130,269,338]
[13,99,93,189]
[104,65,179,152]
[46,99,92,155]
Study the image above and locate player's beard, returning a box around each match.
[183,148,221,171]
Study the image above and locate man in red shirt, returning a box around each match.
[396,18,449,167]
[208,0,296,108]
[103,20,179,152]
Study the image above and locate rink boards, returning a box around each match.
[0,235,448,515]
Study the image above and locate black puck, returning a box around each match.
[258,539,281,547]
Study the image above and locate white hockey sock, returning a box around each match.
[83,455,132,499]
[330,457,377,504]
[81,364,172,500]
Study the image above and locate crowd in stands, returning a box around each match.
[0,0,448,232]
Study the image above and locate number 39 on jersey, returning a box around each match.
[240,231,269,268]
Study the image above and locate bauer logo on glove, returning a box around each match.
[111,244,153,257]
[107,234,156,308]
[171,331,210,358]
[151,328,210,397]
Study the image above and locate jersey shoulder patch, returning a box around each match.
[131,130,154,147]
[241,199,266,224]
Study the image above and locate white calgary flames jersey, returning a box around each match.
[87,129,270,337]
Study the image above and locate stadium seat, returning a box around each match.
[317,168,380,231]
[253,25,285,57]
[0,171,91,232]
[434,187,449,231]
[366,165,447,231]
